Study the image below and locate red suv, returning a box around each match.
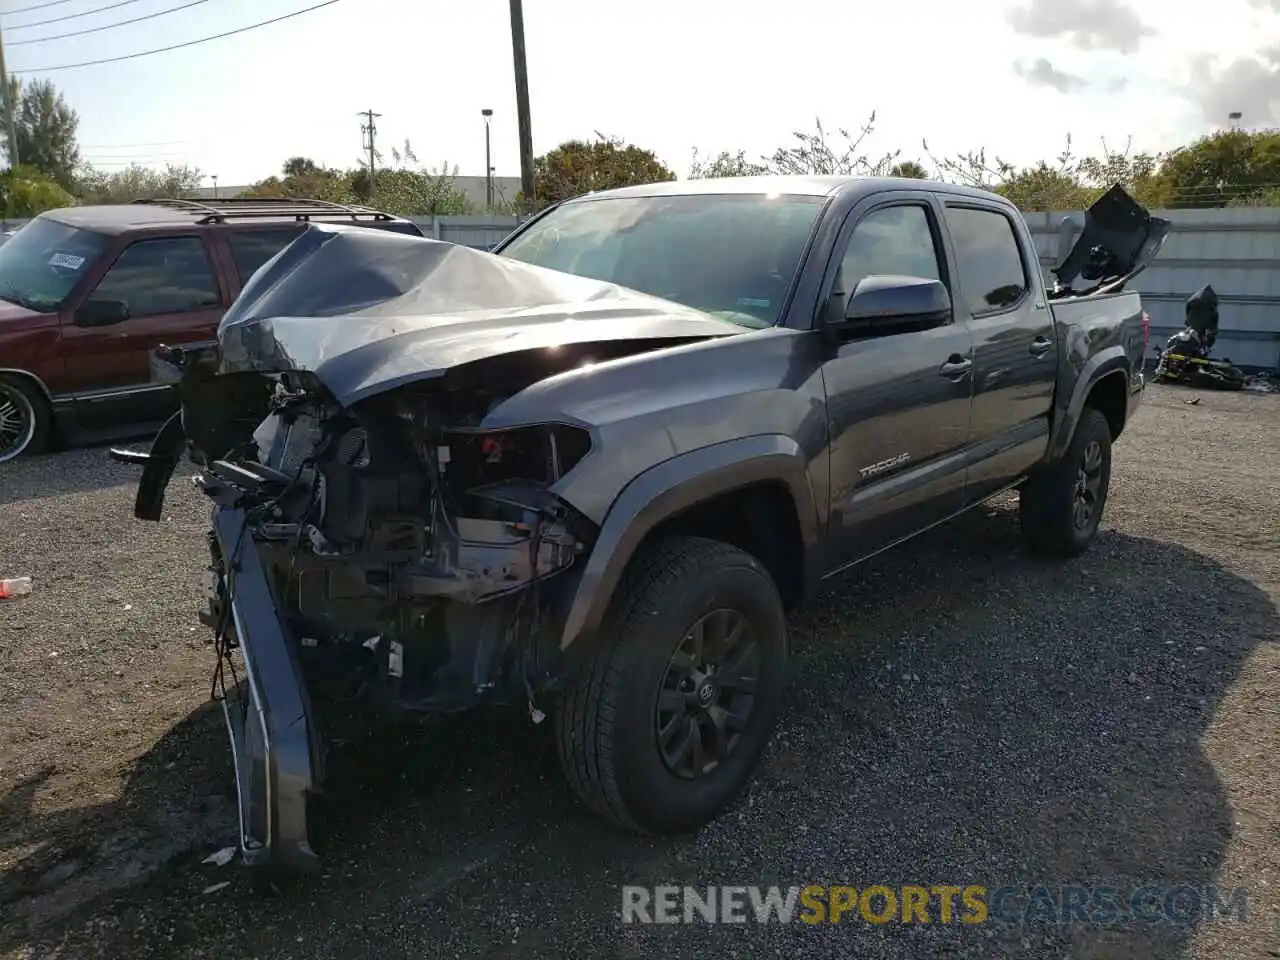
[0,198,423,462]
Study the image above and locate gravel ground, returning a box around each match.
[0,384,1277,960]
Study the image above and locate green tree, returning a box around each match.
[0,164,74,216]
[1,78,81,189]
[74,162,204,203]
[1152,129,1280,208]
[282,156,320,178]
[533,136,675,208]
[688,148,770,179]
[889,160,930,179]
[242,164,351,203]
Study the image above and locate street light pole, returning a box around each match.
[482,108,493,211]
[509,0,534,213]
[211,175,219,200]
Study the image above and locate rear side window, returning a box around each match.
[229,229,302,282]
[943,207,1028,315]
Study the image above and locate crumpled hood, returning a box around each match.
[216,223,743,407]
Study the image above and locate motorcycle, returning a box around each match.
[1151,284,1246,390]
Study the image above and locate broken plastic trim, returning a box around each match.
[213,506,322,870]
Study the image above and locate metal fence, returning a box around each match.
[1025,207,1280,373]
[4,208,1278,372]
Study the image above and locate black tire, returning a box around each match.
[555,535,788,834]
[0,374,52,464]
[1019,407,1112,558]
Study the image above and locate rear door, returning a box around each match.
[59,234,228,425]
[940,203,1056,499]
[820,192,975,571]
[223,226,306,296]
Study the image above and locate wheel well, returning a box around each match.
[1084,371,1127,440]
[645,481,805,612]
[0,369,52,406]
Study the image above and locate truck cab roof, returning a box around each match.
[569,175,1019,207]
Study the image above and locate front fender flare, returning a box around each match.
[1049,346,1130,462]
[557,434,821,651]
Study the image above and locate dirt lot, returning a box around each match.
[0,384,1277,960]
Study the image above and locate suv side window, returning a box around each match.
[836,204,942,297]
[943,206,1028,315]
[92,237,220,316]
[229,228,303,283]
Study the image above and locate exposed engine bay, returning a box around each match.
[197,366,598,719]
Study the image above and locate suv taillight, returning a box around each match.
[1141,310,1150,349]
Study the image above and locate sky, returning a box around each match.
[2,0,1279,187]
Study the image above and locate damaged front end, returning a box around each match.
[109,224,740,869]
[118,361,596,869]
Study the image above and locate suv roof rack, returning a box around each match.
[132,196,395,225]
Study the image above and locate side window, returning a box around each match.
[943,207,1028,315]
[837,204,941,296]
[92,237,220,316]
[229,229,303,283]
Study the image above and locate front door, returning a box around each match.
[59,234,227,428]
[820,195,974,572]
[941,204,1056,499]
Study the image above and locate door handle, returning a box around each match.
[938,356,972,379]
[1030,335,1054,357]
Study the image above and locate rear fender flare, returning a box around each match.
[1049,347,1130,462]
[557,434,821,651]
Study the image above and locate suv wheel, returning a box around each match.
[0,375,50,464]
[1019,406,1113,557]
[555,536,788,833]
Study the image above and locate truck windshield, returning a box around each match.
[499,194,824,328]
[0,215,110,312]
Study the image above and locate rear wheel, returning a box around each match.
[1019,407,1112,558]
[0,375,51,464]
[555,536,788,833]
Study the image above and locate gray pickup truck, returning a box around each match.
[113,176,1168,869]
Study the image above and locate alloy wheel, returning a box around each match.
[1072,439,1104,531]
[0,383,35,463]
[655,608,760,780]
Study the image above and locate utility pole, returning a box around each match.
[0,23,19,169]
[359,109,381,202]
[509,0,534,213]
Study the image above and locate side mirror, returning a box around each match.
[75,299,130,327]
[832,275,951,338]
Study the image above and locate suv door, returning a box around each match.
[60,234,227,427]
[940,203,1055,499]
[820,194,975,571]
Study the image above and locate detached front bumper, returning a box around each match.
[211,507,323,870]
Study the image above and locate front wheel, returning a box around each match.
[1019,407,1113,558]
[555,536,788,834]
[0,374,51,464]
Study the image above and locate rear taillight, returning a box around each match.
[1141,310,1150,349]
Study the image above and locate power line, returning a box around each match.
[1,0,76,17]
[5,0,148,32]
[11,0,344,73]
[9,0,210,46]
